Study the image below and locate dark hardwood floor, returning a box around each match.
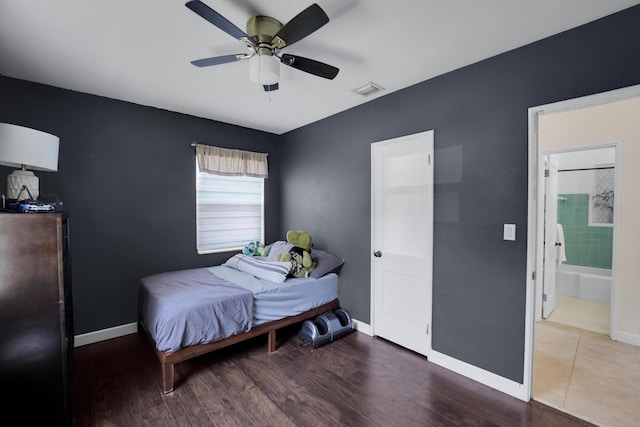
[73,327,594,426]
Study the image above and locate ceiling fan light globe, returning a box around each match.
[249,54,280,86]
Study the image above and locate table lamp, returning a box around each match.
[0,123,59,200]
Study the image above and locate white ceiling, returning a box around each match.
[1,0,638,135]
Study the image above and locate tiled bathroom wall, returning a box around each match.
[557,194,613,269]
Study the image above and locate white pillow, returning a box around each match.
[224,254,291,283]
[265,240,293,261]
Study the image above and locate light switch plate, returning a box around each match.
[504,224,516,241]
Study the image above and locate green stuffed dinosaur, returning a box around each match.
[277,230,317,277]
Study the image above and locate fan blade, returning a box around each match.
[191,54,246,67]
[263,83,279,92]
[272,4,329,49]
[280,54,338,80]
[185,0,249,41]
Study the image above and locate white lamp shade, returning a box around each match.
[249,54,280,86]
[0,123,59,172]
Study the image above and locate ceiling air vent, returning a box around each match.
[352,81,385,97]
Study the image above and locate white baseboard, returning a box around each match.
[612,330,640,347]
[428,349,529,402]
[351,320,527,401]
[352,318,373,336]
[74,322,138,347]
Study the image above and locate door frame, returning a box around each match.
[370,129,434,358]
[525,83,640,401]
[536,145,620,324]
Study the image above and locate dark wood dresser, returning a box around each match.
[0,212,73,426]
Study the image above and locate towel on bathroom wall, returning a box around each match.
[556,223,567,263]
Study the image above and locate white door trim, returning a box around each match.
[525,83,640,401]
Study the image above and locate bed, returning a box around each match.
[139,248,344,394]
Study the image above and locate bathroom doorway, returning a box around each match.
[541,146,617,336]
[526,86,640,425]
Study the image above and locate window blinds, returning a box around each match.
[196,172,264,253]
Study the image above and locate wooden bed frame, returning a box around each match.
[144,299,340,394]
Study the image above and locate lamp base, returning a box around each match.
[7,169,39,200]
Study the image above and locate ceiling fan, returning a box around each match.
[185,1,339,92]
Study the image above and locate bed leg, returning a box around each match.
[162,362,174,394]
[267,329,277,352]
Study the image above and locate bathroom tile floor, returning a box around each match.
[534,321,640,427]
[547,295,610,335]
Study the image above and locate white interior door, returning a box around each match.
[542,155,559,318]
[371,130,434,357]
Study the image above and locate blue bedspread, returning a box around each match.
[139,268,253,353]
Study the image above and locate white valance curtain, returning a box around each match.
[196,144,268,178]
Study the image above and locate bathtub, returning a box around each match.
[555,264,611,304]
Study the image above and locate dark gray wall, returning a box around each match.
[0,77,280,334]
[279,5,640,383]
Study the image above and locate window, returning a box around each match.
[196,166,264,254]
[588,165,614,227]
[194,144,268,254]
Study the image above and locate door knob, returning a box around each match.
[373,251,382,258]
[554,242,562,247]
